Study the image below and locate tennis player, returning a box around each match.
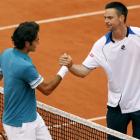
[59,1,140,139]
[0,21,68,140]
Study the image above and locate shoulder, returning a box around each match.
[17,61,35,74]
[92,32,111,52]
[129,26,140,36]
[94,32,112,47]
[3,48,13,54]
[0,48,13,63]
[14,63,37,79]
[1,48,13,56]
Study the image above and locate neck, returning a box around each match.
[112,25,127,41]
[15,47,29,54]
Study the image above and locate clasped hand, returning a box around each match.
[59,53,73,68]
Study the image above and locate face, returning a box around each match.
[26,34,39,52]
[104,8,123,31]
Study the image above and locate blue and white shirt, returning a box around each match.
[83,26,140,113]
[0,48,43,127]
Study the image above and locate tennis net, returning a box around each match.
[0,87,138,140]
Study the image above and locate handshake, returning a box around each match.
[59,53,73,68]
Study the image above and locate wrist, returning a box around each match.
[57,66,68,78]
[67,61,73,69]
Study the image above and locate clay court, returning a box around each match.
[0,0,140,136]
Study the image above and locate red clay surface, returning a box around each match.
[0,0,140,136]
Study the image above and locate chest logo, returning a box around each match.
[121,45,126,50]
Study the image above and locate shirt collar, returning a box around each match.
[110,26,129,43]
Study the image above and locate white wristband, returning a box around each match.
[57,66,68,78]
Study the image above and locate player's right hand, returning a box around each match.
[59,53,73,68]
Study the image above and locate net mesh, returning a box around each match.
[0,87,138,140]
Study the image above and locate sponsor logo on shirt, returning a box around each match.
[89,53,94,57]
[121,45,126,50]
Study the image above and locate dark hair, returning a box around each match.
[11,21,39,49]
[105,2,128,22]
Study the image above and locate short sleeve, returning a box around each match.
[82,42,101,69]
[23,66,44,89]
[82,50,99,69]
[82,36,108,69]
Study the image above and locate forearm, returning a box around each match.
[37,75,62,96]
[46,75,62,92]
[59,53,91,77]
[69,64,91,78]
[37,66,68,96]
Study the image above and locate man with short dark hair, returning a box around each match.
[59,2,140,139]
[0,21,68,140]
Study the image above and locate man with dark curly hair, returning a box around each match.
[0,21,68,140]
